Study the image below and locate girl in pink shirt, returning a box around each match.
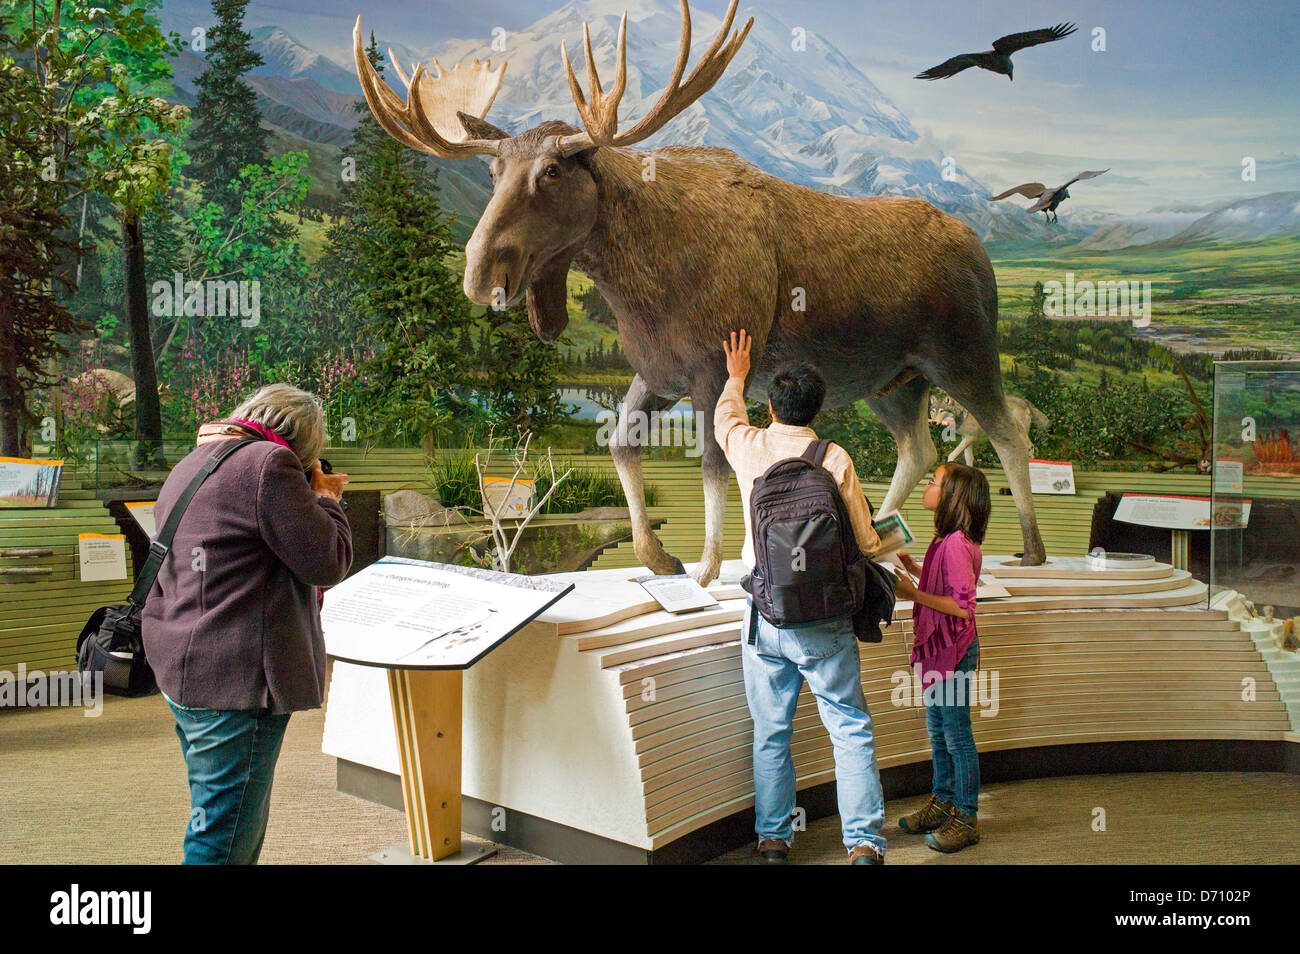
[893,462,991,853]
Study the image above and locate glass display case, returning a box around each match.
[1210,360,1300,617]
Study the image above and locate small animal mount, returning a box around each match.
[930,391,1050,466]
[1282,618,1300,652]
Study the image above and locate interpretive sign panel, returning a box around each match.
[322,557,573,670]
[1114,493,1252,531]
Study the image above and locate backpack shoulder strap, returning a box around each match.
[801,437,832,468]
[126,437,259,608]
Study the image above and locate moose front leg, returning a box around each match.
[610,374,685,576]
[689,381,731,587]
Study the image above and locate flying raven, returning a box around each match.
[915,23,1077,81]
[990,170,1110,223]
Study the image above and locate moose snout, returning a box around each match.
[463,237,529,307]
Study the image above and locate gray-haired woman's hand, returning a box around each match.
[309,461,350,501]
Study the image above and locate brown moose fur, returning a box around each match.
[457,117,1045,583]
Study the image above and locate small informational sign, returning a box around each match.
[0,457,62,508]
[1213,458,1244,495]
[870,512,915,558]
[976,575,1011,599]
[635,573,720,614]
[1029,459,1076,494]
[322,558,573,669]
[1114,493,1252,531]
[125,501,157,538]
[481,477,535,518]
[78,533,127,582]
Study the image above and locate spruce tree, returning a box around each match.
[189,0,268,216]
[333,42,476,448]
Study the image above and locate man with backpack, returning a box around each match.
[715,329,888,865]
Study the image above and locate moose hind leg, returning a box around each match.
[610,374,685,575]
[955,393,1046,565]
[869,377,937,518]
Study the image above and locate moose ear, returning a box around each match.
[456,111,509,141]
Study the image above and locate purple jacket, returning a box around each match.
[910,530,981,684]
[141,438,353,713]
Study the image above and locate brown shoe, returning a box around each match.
[898,794,954,834]
[848,843,883,865]
[925,810,980,853]
[754,838,790,863]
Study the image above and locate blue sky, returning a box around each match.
[177,0,1300,215]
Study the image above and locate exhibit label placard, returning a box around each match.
[481,477,534,518]
[0,457,62,508]
[78,533,127,582]
[1213,458,1245,494]
[322,557,573,669]
[1114,493,1252,530]
[1028,459,1076,494]
[635,573,719,613]
[125,501,157,538]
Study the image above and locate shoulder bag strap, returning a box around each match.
[126,437,259,609]
[800,437,832,467]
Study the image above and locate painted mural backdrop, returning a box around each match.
[4,0,1297,475]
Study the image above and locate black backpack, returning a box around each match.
[740,438,896,643]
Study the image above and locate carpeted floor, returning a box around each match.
[3,689,1298,865]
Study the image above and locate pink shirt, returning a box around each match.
[910,531,981,683]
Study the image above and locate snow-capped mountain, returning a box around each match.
[248,25,360,94]
[376,0,1040,240]
[1167,191,1300,243]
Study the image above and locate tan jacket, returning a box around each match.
[714,376,881,569]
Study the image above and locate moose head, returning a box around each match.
[353,0,753,342]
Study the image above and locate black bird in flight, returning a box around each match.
[990,170,1110,223]
[915,23,1077,81]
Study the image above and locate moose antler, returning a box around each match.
[352,15,506,158]
[554,0,754,156]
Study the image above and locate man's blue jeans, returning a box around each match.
[741,599,887,856]
[164,693,291,865]
[924,639,980,817]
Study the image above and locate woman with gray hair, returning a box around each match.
[142,383,352,864]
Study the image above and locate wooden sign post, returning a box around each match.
[383,668,480,863]
[322,558,573,866]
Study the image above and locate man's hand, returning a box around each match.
[723,329,752,381]
[310,461,350,502]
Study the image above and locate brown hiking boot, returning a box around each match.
[925,810,980,853]
[898,794,954,834]
[848,843,883,865]
[754,838,790,863]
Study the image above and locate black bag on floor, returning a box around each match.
[76,438,257,696]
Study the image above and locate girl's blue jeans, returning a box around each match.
[925,639,981,817]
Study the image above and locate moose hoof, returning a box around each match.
[691,557,721,588]
[1019,549,1047,567]
[638,543,685,577]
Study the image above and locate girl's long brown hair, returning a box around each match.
[933,462,991,544]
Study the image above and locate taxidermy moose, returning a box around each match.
[352,0,1046,584]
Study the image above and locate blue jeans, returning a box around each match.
[741,599,887,856]
[924,639,980,817]
[165,693,291,865]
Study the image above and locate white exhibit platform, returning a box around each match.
[322,556,1296,857]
